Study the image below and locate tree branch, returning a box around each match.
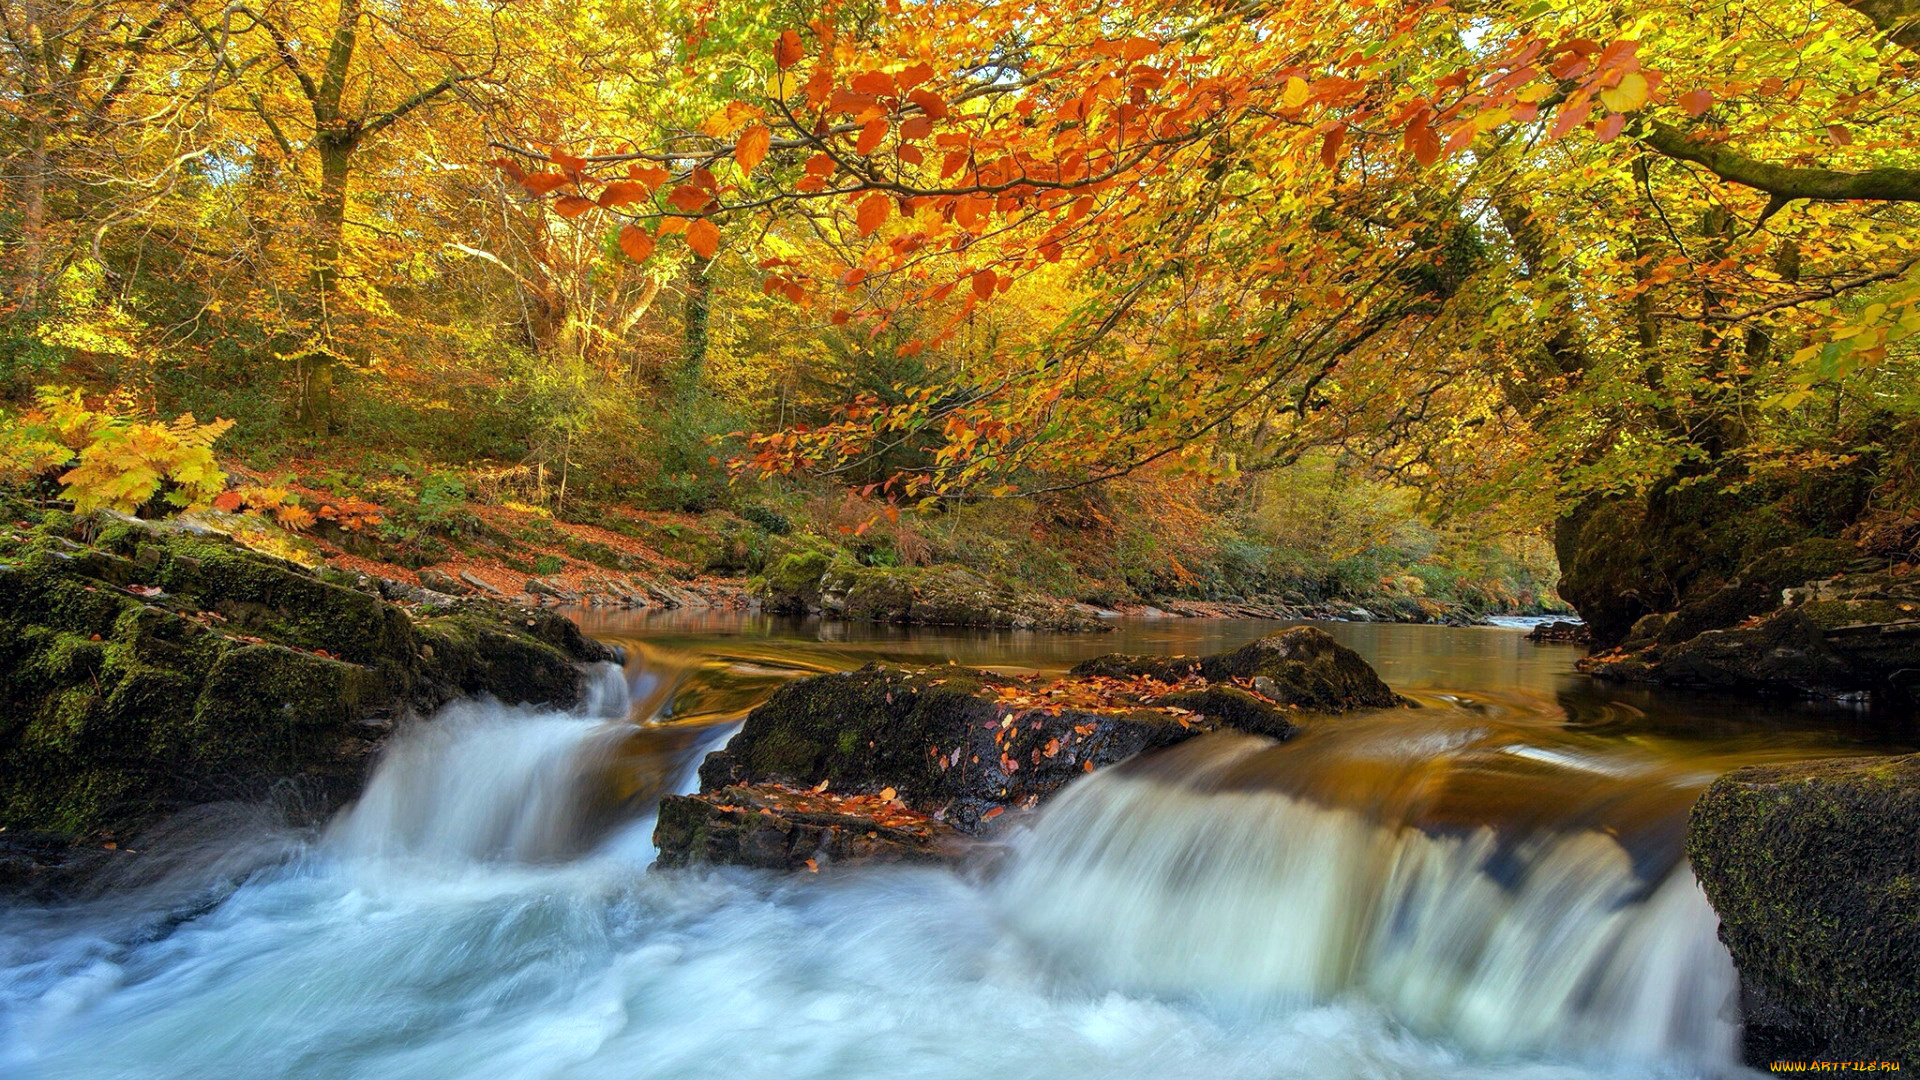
[1840,0,1920,53]
[1641,121,1920,204]
[359,72,479,140]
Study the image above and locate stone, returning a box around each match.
[0,511,617,860]
[1585,570,1920,704]
[1071,626,1404,712]
[653,785,962,872]
[1689,755,1920,1064]
[1525,620,1590,645]
[417,566,473,595]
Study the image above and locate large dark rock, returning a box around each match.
[660,628,1403,871]
[0,511,616,847]
[1556,472,1868,650]
[1585,567,1920,704]
[692,663,1252,833]
[1070,626,1404,712]
[1689,755,1920,1063]
[654,785,961,871]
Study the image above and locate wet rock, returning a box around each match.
[417,566,473,595]
[660,631,1403,871]
[0,512,616,855]
[1525,620,1591,645]
[1071,626,1404,712]
[1584,568,1920,704]
[654,785,962,872]
[457,569,507,596]
[689,664,1240,838]
[1689,755,1920,1063]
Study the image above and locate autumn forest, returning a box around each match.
[4,0,1911,623]
[4,0,1920,1074]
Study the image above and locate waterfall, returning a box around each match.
[996,733,1741,1072]
[1,634,1774,1080]
[326,662,653,865]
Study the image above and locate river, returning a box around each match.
[0,614,1908,1080]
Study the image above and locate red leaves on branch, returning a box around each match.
[686,218,721,258]
[618,225,655,262]
[736,124,772,172]
[856,193,890,235]
[597,181,649,208]
[855,118,890,155]
[519,172,570,195]
[774,29,805,71]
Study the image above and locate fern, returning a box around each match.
[0,385,232,515]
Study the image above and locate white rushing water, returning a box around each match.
[0,678,1756,1080]
[996,735,1740,1069]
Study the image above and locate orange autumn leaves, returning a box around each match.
[494,6,1686,311]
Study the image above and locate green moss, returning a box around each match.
[196,645,366,731]
[0,509,608,841]
[1689,755,1920,1061]
[767,549,830,595]
[1798,598,1920,631]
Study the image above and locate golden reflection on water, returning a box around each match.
[577,609,1914,858]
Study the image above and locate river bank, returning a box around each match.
[0,504,618,885]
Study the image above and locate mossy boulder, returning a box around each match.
[1556,473,1869,649]
[1631,537,1857,649]
[660,630,1402,870]
[1070,626,1405,712]
[755,538,1105,631]
[1585,567,1920,704]
[1688,755,1920,1063]
[760,545,836,614]
[820,563,1104,631]
[0,511,616,847]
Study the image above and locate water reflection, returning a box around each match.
[583,608,1916,758]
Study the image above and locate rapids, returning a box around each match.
[1,614,1909,1080]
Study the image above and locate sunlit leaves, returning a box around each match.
[774,29,805,70]
[686,218,721,259]
[2,389,235,514]
[519,173,571,195]
[1281,76,1310,110]
[855,118,889,155]
[1598,70,1650,112]
[618,225,656,262]
[856,193,890,236]
[736,124,772,173]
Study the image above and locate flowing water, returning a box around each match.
[1,613,1910,1080]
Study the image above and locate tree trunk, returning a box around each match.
[680,254,713,400]
[301,140,354,436]
[14,122,49,314]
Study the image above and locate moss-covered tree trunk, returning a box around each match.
[680,253,713,400]
[301,140,354,437]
